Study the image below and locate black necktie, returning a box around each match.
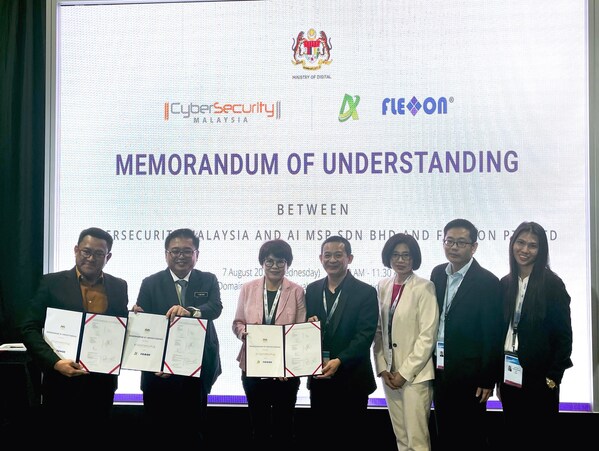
[176,279,188,306]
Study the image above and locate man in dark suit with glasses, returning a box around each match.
[132,228,222,447]
[430,219,503,451]
[20,227,129,444]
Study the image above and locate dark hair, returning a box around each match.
[321,235,352,256]
[78,227,113,252]
[381,233,422,270]
[504,221,551,324]
[258,239,294,266]
[165,228,199,250]
[444,218,478,243]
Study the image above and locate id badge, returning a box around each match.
[503,353,523,388]
[385,347,393,372]
[436,341,444,369]
[319,350,331,379]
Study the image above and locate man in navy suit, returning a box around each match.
[430,219,503,451]
[305,235,379,449]
[132,228,222,447]
[20,227,129,442]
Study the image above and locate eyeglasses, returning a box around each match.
[264,258,287,268]
[443,239,473,248]
[166,248,197,258]
[79,248,107,259]
[390,252,412,261]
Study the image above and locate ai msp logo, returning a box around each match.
[292,28,332,70]
[339,94,360,122]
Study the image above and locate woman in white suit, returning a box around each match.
[373,233,439,451]
[232,239,306,450]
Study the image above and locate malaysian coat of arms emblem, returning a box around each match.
[292,28,332,70]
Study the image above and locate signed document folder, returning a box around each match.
[245,321,323,378]
[121,312,207,377]
[43,307,127,375]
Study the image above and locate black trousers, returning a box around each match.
[499,380,560,450]
[242,372,300,449]
[433,370,490,451]
[142,374,208,447]
[41,372,116,445]
[308,377,370,449]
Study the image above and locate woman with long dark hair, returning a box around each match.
[498,221,572,450]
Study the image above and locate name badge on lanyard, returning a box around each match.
[436,341,444,369]
[503,352,523,388]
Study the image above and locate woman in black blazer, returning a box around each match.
[498,221,573,450]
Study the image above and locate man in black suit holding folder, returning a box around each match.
[20,227,129,442]
[132,228,222,447]
[305,235,379,450]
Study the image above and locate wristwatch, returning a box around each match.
[546,377,557,389]
[187,307,201,318]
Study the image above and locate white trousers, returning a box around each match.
[383,379,433,451]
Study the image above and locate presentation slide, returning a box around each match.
[48,0,591,410]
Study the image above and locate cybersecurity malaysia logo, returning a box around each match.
[292,28,332,70]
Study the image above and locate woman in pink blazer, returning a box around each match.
[232,239,306,450]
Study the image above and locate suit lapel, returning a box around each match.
[327,273,352,334]
[65,268,84,310]
[434,268,448,311]
[164,269,180,305]
[450,260,479,310]
[312,278,328,328]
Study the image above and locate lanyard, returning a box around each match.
[438,272,462,342]
[389,274,413,316]
[387,275,412,346]
[322,289,342,325]
[263,280,282,325]
[510,278,528,352]
[442,272,462,319]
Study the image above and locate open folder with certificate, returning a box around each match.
[162,315,207,377]
[121,311,206,377]
[43,307,128,375]
[245,321,323,378]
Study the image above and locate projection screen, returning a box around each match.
[46,0,595,411]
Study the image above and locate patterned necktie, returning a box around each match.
[176,279,188,306]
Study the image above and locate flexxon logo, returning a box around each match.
[382,96,452,116]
